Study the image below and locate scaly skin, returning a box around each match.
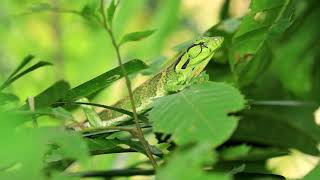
[98,36,224,124]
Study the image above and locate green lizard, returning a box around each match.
[83,36,224,127]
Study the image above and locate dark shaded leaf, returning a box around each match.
[234,173,284,180]
[220,0,231,20]
[231,107,320,155]
[21,80,70,110]
[229,0,295,87]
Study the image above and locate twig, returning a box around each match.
[50,0,64,79]
[71,168,154,178]
[250,100,317,107]
[99,0,158,169]
[27,96,38,127]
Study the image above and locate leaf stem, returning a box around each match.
[27,96,38,127]
[99,0,158,169]
[71,168,155,178]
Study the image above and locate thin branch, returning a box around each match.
[51,0,64,79]
[250,100,317,107]
[27,96,38,127]
[99,0,158,169]
[71,168,154,178]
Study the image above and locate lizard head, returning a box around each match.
[174,36,224,83]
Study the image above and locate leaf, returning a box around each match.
[0,111,88,179]
[0,61,52,91]
[107,0,117,24]
[157,144,231,180]
[229,0,295,87]
[0,93,19,103]
[6,55,34,80]
[79,98,103,128]
[219,144,251,161]
[64,59,147,102]
[271,8,320,97]
[303,163,320,180]
[21,80,70,110]
[119,30,156,46]
[219,0,231,20]
[231,107,320,155]
[80,1,100,23]
[149,82,246,146]
[43,128,89,164]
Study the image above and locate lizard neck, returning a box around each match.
[98,62,176,120]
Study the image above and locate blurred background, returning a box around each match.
[0,0,250,104]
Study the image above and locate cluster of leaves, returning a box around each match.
[1,0,320,179]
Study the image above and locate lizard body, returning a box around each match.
[80,36,224,127]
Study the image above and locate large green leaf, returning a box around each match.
[64,59,147,102]
[157,144,231,180]
[149,82,246,146]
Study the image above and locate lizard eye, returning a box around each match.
[200,42,208,48]
[181,58,190,69]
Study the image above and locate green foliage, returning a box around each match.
[1,0,320,179]
[228,0,291,86]
[232,106,320,155]
[157,144,231,180]
[0,112,88,180]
